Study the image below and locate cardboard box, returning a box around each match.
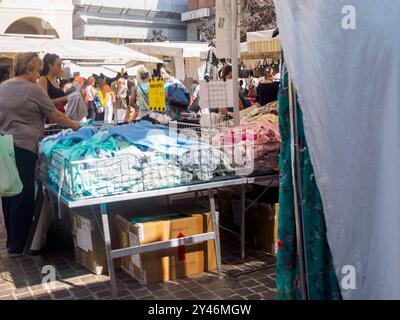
[71,210,108,275]
[116,211,216,285]
[217,188,235,227]
[245,202,279,254]
[70,200,172,275]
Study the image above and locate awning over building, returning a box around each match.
[0,35,162,64]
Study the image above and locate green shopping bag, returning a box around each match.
[0,135,23,197]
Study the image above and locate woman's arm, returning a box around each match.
[49,109,80,131]
[52,95,69,105]
[188,95,196,110]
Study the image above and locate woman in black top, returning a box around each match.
[38,54,68,115]
[256,69,280,106]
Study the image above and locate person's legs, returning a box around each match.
[1,197,9,248]
[7,146,37,254]
[88,101,96,120]
[96,110,104,122]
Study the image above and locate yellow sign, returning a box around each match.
[148,78,166,111]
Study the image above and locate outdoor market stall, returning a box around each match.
[32,119,250,298]
[20,3,282,297]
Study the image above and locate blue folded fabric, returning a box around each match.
[101,121,168,142]
[58,126,99,143]
[42,125,100,158]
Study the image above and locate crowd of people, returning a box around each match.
[0,51,281,257]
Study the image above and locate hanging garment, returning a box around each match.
[276,66,341,300]
[65,91,88,122]
[274,0,400,299]
[215,0,240,59]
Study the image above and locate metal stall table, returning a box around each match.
[38,177,247,299]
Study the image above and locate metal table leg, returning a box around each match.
[208,189,222,276]
[240,184,246,260]
[100,203,118,299]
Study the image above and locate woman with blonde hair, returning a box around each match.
[114,77,128,123]
[0,52,80,257]
[102,83,115,124]
[126,66,152,122]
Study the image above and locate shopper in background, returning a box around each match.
[0,52,80,257]
[126,66,157,123]
[188,79,200,113]
[114,77,128,123]
[93,80,104,121]
[80,78,90,111]
[127,79,136,106]
[38,53,68,117]
[221,65,251,111]
[161,67,190,120]
[73,75,85,87]
[85,76,97,120]
[257,68,280,106]
[102,83,115,124]
[239,79,246,96]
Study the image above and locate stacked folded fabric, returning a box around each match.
[205,119,281,176]
[38,121,234,199]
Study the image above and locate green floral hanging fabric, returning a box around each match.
[276,64,342,300]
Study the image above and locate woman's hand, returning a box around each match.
[50,110,81,131]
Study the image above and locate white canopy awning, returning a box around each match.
[126,42,210,58]
[0,35,162,64]
[246,30,281,56]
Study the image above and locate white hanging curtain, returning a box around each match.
[274,0,400,299]
[215,0,240,59]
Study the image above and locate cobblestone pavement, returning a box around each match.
[0,204,277,301]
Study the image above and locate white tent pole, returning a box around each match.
[288,76,309,300]
[231,0,240,126]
